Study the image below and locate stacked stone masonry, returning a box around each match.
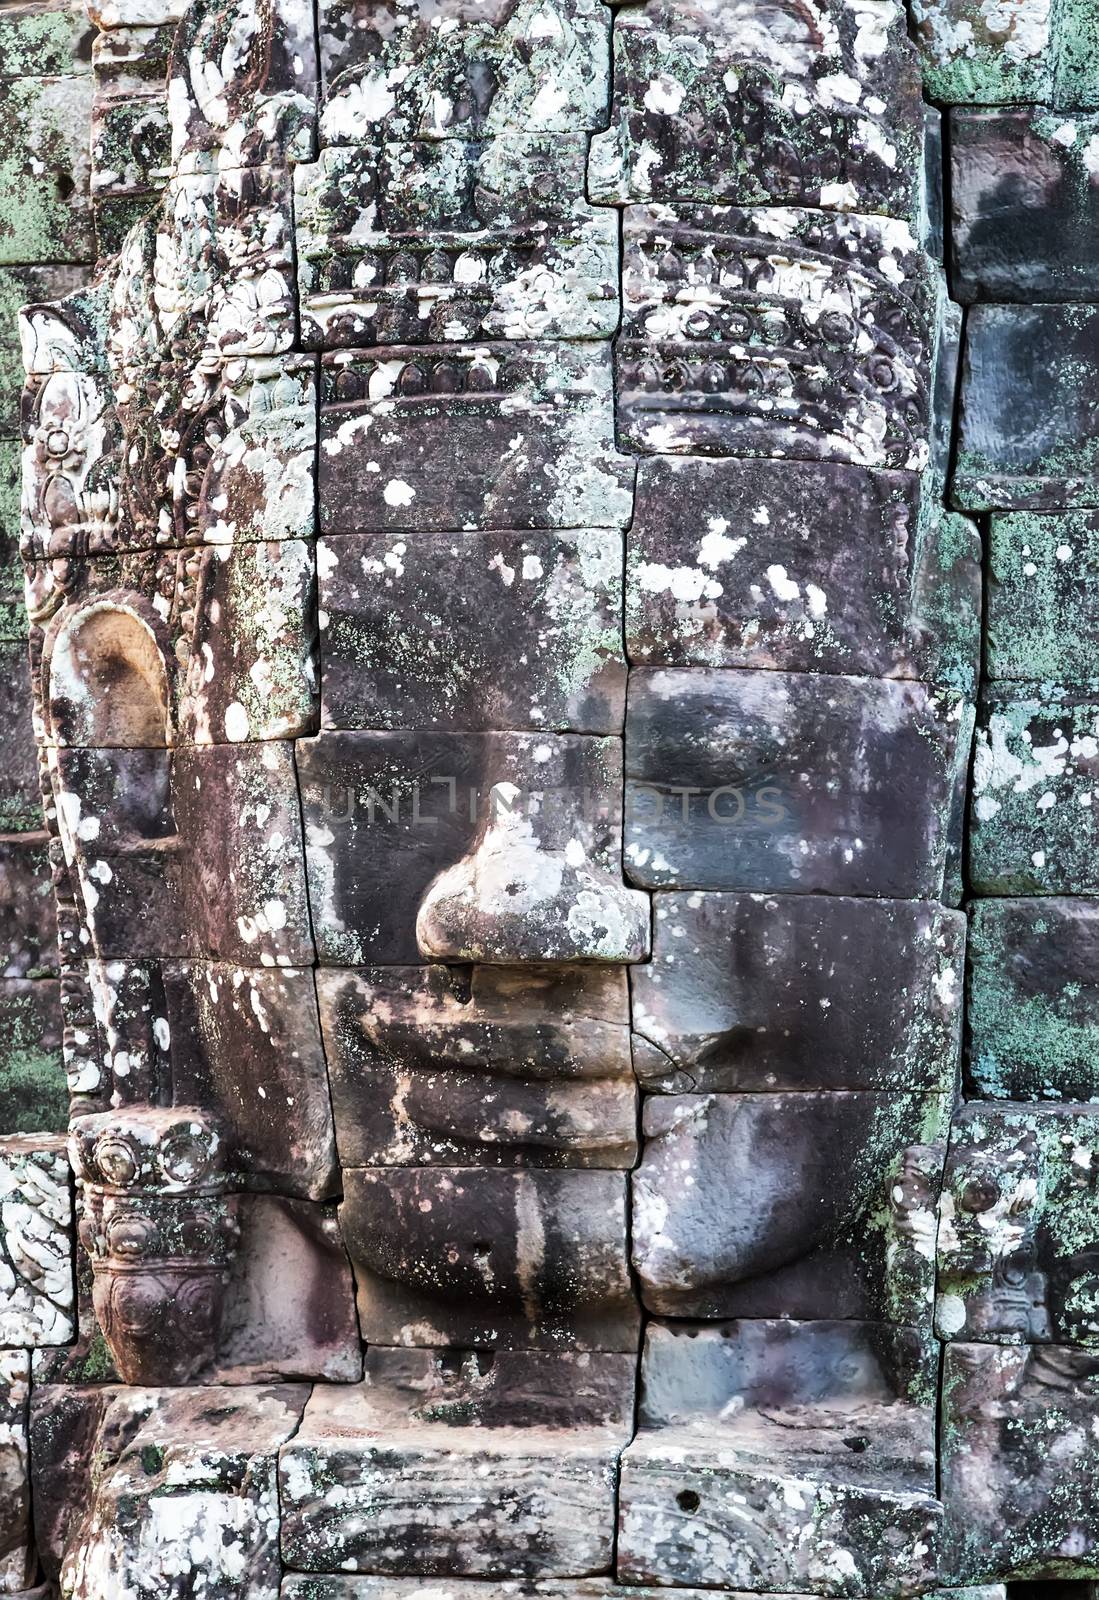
[0,0,1098,1595]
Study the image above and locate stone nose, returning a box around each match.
[416,780,651,965]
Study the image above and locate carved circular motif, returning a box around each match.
[94,1135,139,1187]
[160,1131,213,1185]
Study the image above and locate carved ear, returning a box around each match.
[45,597,173,749]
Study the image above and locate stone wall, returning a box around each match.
[2,0,1099,1595]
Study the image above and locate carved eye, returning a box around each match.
[960,1175,1001,1213]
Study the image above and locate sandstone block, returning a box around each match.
[624,668,971,900]
[279,1348,634,1577]
[631,893,964,1095]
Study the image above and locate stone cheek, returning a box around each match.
[631,894,964,1095]
[624,668,970,899]
[632,1091,949,1324]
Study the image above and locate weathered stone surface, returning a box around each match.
[954,304,1099,511]
[590,0,923,217]
[342,1166,637,1350]
[279,1348,634,1577]
[66,959,337,1197]
[34,1187,359,1389]
[19,326,316,558]
[625,457,980,687]
[31,1382,308,1595]
[165,0,316,172]
[317,0,610,141]
[968,897,1099,1100]
[986,510,1099,681]
[633,1092,948,1323]
[936,1101,1099,1348]
[0,1352,32,1595]
[952,109,1099,304]
[281,1586,1004,1600]
[0,74,93,264]
[0,981,65,1133]
[295,139,618,348]
[618,1319,941,1595]
[136,164,297,361]
[89,23,171,239]
[617,206,939,471]
[0,645,44,835]
[298,731,648,965]
[971,686,1099,896]
[0,2,94,80]
[913,0,1099,106]
[282,1585,1007,1600]
[67,1091,351,1383]
[0,1133,73,1347]
[177,539,318,743]
[0,836,58,977]
[624,668,971,899]
[319,343,633,533]
[32,540,317,747]
[0,267,86,436]
[318,964,636,1168]
[0,439,22,640]
[319,528,625,734]
[200,1195,359,1384]
[912,0,1056,102]
[47,740,313,964]
[941,1342,1099,1582]
[631,893,964,1095]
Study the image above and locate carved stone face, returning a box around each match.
[18,0,1036,1590]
